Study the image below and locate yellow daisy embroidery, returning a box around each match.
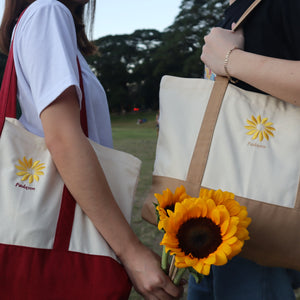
[245,115,275,142]
[15,157,45,184]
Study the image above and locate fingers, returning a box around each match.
[144,288,179,300]
[161,276,183,299]
[122,246,183,299]
[200,26,245,75]
[142,273,182,300]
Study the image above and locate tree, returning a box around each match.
[0,0,228,112]
[87,0,227,111]
[152,0,227,80]
[87,29,163,112]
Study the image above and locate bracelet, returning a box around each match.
[224,47,239,84]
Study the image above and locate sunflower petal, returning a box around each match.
[193,261,204,274]
[219,242,233,256]
[211,207,220,225]
[205,253,216,265]
[219,205,230,224]
[221,219,230,235]
[214,250,228,266]
[202,264,211,275]
[236,227,250,240]
[185,255,198,267]
[223,217,239,240]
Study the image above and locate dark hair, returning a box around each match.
[0,0,97,55]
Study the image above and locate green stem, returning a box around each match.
[161,245,169,273]
[173,267,186,286]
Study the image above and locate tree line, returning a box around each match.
[0,0,226,112]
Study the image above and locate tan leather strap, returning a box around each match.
[186,76,228,182]
[233,0,262,31]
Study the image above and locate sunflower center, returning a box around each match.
[176,217,222,259]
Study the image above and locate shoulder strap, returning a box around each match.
[233,0,262,31]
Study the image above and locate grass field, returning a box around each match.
[111,111,300,300]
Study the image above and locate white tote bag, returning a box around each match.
[0,117,141,256]
[142,75,300,270]
[0,30,141,298]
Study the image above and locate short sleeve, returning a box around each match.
[14,1,82,115]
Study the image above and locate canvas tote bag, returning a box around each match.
[142,0,300,270]
[0,24,141,299]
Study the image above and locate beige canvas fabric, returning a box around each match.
[142,75,300,269]
[0,117,141,259]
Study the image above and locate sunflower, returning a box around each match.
[15,157,45,184]
[199,189,251,259]
[160,189,251,275]
[155,185,190,230]
[245,115,275,142]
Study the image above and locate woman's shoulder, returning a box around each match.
[26,0,71,14]
[19,0,73,30]
[14,0,76,48]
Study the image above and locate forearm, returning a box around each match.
[48,132,141,260]
[202,27,300,106]
[228,49,300,106]
[40,88,141,261]
[40,87,182,298]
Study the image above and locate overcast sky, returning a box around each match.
[0,0,182,39]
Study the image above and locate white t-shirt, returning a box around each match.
[13,0,113,148]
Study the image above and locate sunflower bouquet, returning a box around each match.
[155,186,251,285]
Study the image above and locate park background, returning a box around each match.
[1,0,300,298]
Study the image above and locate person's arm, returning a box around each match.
[40,86,182,300]
[201,27,300,106]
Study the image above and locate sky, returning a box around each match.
[0,0,182,39]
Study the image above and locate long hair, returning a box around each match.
[0,0,97,55]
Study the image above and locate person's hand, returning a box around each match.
[201,24,244,76]
[120,242,183,299]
